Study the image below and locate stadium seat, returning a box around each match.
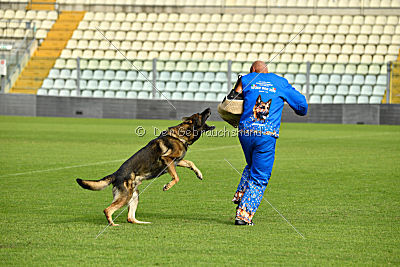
[284,74,295,84]
[48,69,60,79]
[109,81,121,91]
[155,81,166,91]
[132,81,143,91]
[104,70,115,80]
[81,70,93,80]
[37,89,47,95]
[53,79,65,89]
[65,79,76,90]
[199,82,211,92]
[210,82,222,92]
[360,85,373,96]
[86,80,98,90]
[313,85,325,95]
[357,96,369,104]
[93,70,104,80]
[204,72,216,82]
[165,82,176,92]
[193,72,205,82]
[104,91,115,98]
[81,90,93,97]
[194,92,206,100]
[295,74,307,84]
[176,82,188,92]
[345,95,357,104]
[42,79,54,89]
[143,82,154,92]
[126,91,138,99]
[321,95,333,104]
[182,72,193,82]
[373,86,386,96]
[115,91,126,98]
[59,69,71,79]
[370,96,382,104]
[115,70,126,80]
[170,72,182,82]
[349,85,361,95]
[98,80,110,90]
[171,92,183,100]
[59,90,70,97]
[120,81,132,91]
[309,95,321,104]
[187,82,199,92]
[337,85,349,95]
[341,75,353,85]
[325,85,337,95]
[317,74,329,85]
[377,75,386,85]
[353,75,365,85]
[183,92,194,100]
[205,93,217,101]
[333,95,345,104]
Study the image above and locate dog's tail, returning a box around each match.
[76,174,115,191]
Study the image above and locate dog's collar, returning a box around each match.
[166,133,189,149]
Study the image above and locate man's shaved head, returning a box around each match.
[250,61,268,73]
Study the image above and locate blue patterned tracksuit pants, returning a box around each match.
[233,134,276,223]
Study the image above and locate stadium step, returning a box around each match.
[26,58,55,69]
[19,69,50,79]
[26,0,56,10]
[46,30,74,40]
[10,11,85,94]
[33,49,62,58]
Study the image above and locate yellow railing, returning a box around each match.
[389,61,400,104]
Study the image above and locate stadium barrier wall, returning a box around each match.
[1,93,400,125]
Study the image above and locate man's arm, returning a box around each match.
[281,80,308,116]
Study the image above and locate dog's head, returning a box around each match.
[168,108,215,145]
[253,95,271,121]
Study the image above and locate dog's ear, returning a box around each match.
[256,95,262,104]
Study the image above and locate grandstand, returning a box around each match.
[1,0,399,104]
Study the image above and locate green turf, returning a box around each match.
[0,115,399,265]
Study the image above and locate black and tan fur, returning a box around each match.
[253,95,272,123]
[76,108,215,226]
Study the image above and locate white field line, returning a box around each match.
[0,145,241,178]
[3,130,391,179]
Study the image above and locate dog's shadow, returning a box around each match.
[56,212,233,226]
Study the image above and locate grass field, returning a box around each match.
[0,115,399,265]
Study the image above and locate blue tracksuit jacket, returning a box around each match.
[238,72,308,137]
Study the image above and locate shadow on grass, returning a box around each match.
[54,211,235,226]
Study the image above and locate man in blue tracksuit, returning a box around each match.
[231,61,308,225]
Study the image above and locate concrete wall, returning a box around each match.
[1,94,400,125]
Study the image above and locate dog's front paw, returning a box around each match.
[196,171,203,180]
[163,184,170,191]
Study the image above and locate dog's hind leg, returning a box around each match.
[162,157,180,191]
[104,186,129,226]
[127,189,151,224]
[177,160,203,180]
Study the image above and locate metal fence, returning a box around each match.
[0,20,36,93]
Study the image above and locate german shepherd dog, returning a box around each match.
[76,108,215,226]
[253,95,272,123]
